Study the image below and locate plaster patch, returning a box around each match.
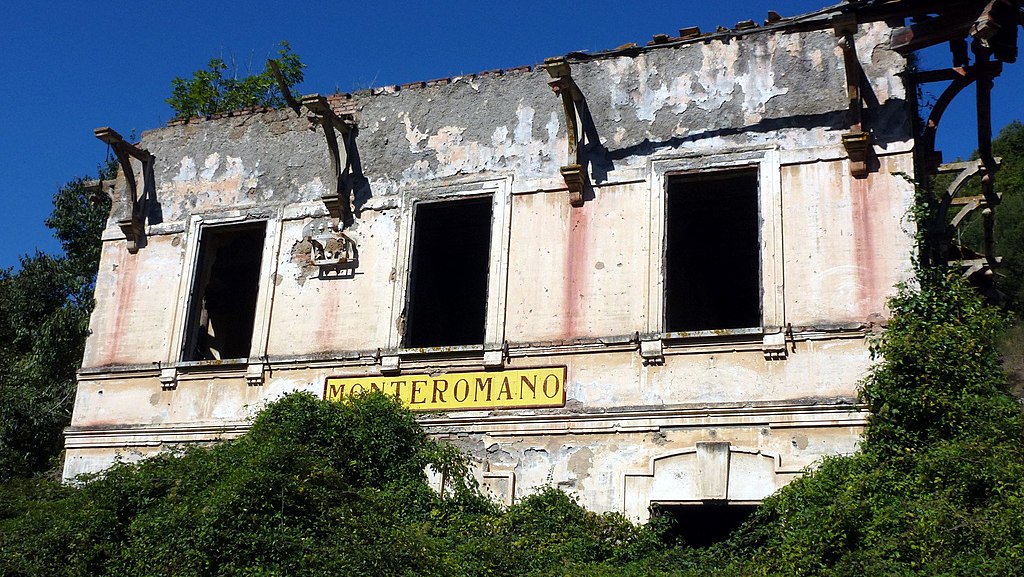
[514,105,535,145]
[173,156,198,182]
[223,156,244,179]
[200,153,222,181]
[401,112,429,153]
[298,177,328,199]
[545,112,559,144]
[491,126,509,146]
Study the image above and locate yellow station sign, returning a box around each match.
[324,366,567,411]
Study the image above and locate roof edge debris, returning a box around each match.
[160,0,996,128]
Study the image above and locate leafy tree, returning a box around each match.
[166,41,304,119]
[989,121,1024,311]
[0,164,113,480]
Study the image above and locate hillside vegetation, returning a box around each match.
[1,51,1022,574]
[1,267,1021,576]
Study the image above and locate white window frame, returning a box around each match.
[387,176,513,354]
[166,211,283,366]
[646,148,784,338]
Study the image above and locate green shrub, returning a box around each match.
[1,268,1021,576]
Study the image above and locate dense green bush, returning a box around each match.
[0,392,663,577]
[1,270,1020,576]
[732,270,1023,576]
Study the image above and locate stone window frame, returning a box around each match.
[387,176,514,362]
[646,148,785,345]
[166,210,283,369]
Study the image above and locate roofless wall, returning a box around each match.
[68,12,917,522]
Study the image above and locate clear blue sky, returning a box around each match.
[2,1,1020,270]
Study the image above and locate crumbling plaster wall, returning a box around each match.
[89,21,912,370]
[129,23,907,219]
[72,20,916,510]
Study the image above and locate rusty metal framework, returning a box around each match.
[890,0,1021,283]
[94,127,155,254]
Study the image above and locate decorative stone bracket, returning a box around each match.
[544,58,599,207]
[832,14,873,178]
[94,127,155,253]
[302,94,359,226]
[638,337,665,366]
[483,342,508,369]
[762,329,789,361]
[380,354,401,375]
[158,366,178,390]
[245,360,267,387]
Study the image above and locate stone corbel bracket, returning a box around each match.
[246,358,268,387]
[832,14,872,178]
[638,337,665,366]
[158,366,178,390]
[544,58,592,207]
[483,342,509,369]
[762,330,788,361]
[301,94,359,226]
[94,127,155,253]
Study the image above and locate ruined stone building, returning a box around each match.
[65,0,1020,531]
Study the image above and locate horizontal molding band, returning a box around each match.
[78,328,870,379]
[65,401,866,449]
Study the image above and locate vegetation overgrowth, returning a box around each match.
[1,263,1021,575]
[0,162,112,480]
[166,42,304,119]
[1,48,1022,576]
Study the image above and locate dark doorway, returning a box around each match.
[405,197,492,348]
[656,503,758,547]
[665,170,760,332]
[182,223,266,361]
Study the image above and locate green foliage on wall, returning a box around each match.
[988,121,1024,310]
[2,268,1020,577]
[732,269,1024,576]
[166,42,304,119]
[0,392,662,576]
[0,162,113,480]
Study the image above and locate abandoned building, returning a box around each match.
[65,0,1020,532]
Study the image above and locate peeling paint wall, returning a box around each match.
[69,18,917,521]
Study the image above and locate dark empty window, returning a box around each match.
[405,197,492,348]
[665,170,760,332]
[655,503,757,547]
[182,223,266,361]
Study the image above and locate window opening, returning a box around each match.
[405,197,492,348]
[655,503,758,547]
[665,170,760,332]
[182,223,266,361]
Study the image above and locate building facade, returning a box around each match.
[65,4,927,522]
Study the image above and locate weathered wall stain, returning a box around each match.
[68,15,920,521]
